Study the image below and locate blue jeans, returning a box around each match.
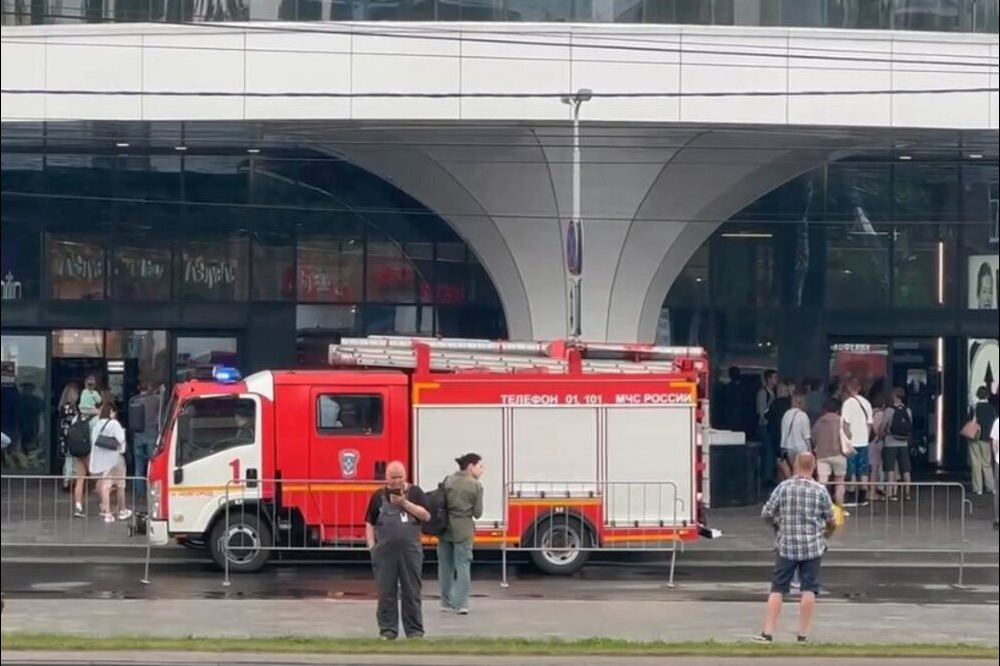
[132,433,154,498]
[437,538,474,611]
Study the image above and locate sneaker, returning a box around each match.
[752,633,773,644]
[797,635,809,644]
[455,607,469,615]
[73,503,85,519]
[101,513,115,524]
[379,633,397,641]
[117,509,133,521]
[407,633,425,640]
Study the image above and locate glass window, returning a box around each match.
[112,242,172,301]
[505,0,572,21]
[176,336,239,382]
[106,330,170,389]
[893,225,943,307]
[367,239,419,303]
[317,394,383,435]
[53,330,105,358]
[364,305,435,335]
[176,396,256,467]
[251,230,295,301]
[437,243,470,305]
[1,334,49,473]
[175,236,249,302]
[828,0,891,28]
[665,243,709,307]
[710,231,775,307]
[892,0,967,31]
[297,237,363,303]
[1,221,40,302]
[47,234,106,300]
[824,223,891,308]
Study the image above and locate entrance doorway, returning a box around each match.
[828,338,942,475]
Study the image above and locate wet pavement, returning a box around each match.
[1,597,997,645]
[1,560,997,605]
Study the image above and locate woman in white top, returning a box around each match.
[89,400,132,523]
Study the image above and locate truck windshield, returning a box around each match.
[151,391,178,457]
[176,396,257,467]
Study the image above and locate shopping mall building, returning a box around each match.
[1,1,998,474]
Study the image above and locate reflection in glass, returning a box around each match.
[1,221,40,302]
[367,240,421,303]
[106,330,170,388]
[112,244,172,300]
[53,330,105,358]
[0,334,48,473]
[47,234,105,300]
[175,237,249,302]
[176,336,239,381]
[251,231,295,301]
[297,238,363,303]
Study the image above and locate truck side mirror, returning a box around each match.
[174,468,184,485]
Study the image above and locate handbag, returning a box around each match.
[94,421,120,452]
[960,417,981,441]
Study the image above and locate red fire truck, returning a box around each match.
[146,336,710,575]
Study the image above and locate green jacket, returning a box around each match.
[443,472,483,543]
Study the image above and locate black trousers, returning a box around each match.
[373,540,424,638]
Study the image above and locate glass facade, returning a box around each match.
[1,120,507,474]
[2,0,997,32]
[662,137,999,471]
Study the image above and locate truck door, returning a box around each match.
[168,394,263,535]
[307,386,392,538]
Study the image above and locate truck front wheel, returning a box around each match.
[528,516,592,576]
[208,512,273,574]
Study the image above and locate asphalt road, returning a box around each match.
[2,560,997,605]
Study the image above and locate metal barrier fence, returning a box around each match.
[219,478,686,587]
[0,474,152,583]
[499,480,685,588]
[820,480,973,588]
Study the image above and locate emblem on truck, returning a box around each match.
[340,449,360,479]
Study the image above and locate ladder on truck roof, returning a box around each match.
[328,335,705,375]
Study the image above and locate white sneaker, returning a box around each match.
[73,503,85,518]
[117,509,133,521]
[101,513,115,524]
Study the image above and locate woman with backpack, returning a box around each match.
[88,399,132,524]
[57,383,88,517]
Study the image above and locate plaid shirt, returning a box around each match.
[761,476,834,561]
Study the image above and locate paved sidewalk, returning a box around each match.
[0,655,995,666]
[1,598,997,645]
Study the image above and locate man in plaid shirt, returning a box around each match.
[755,452,836,644]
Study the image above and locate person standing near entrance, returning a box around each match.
[364,460,431,640]
[968,386,997,497]
[883,388,914,502]
[840,378,874,506]
[756,452,837,644]
[438,453,485,615]
[990,417,998,530]
[757,370,778,484]
[129,382,162,498]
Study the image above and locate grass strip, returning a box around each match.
[1,633,997,659]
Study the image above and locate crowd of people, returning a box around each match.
[717,368,998,523]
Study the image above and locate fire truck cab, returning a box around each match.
[146,336,709,575]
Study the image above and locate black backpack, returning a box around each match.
[421,477,450,537]
[65,416,93,458]
[889,407,913,439]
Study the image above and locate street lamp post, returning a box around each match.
[561,88,592,341]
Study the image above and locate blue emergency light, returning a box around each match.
[212,366,242,383]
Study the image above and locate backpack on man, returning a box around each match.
[889,407,913,440]
[421,477,450,537]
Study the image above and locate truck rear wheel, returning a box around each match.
[208,512,273,574]
[529,516,591,576]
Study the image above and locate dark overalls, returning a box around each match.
[372,491,424,639]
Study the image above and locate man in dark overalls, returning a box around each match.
[364,460,431,640]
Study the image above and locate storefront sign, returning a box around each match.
[0,272,22,301]
[183,253,237,290]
